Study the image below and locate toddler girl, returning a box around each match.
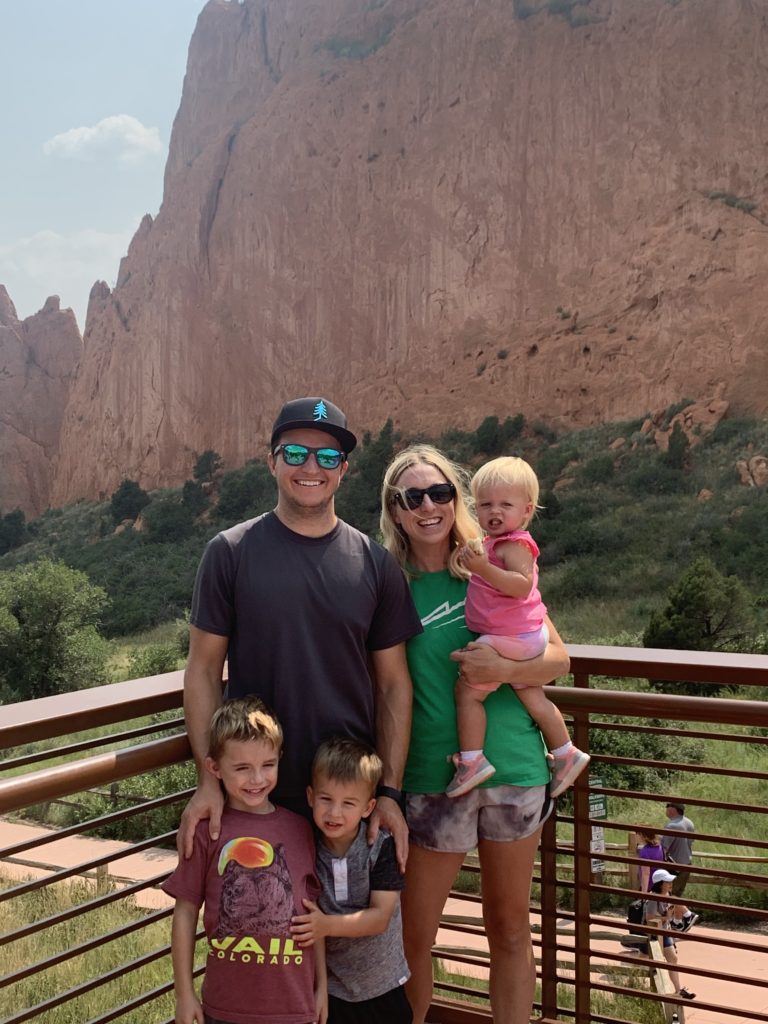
[447,456,589,798]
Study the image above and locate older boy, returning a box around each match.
[163,697,326,1024]
[291,737,412,1024]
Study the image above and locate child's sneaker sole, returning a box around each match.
[446,761,496,798]
[550,750,591,798]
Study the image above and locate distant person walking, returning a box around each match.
[636,827,665,892]
[662,802,695,896]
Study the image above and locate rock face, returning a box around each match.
[0,288,82,516]
[50,0,768,504]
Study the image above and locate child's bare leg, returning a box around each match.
[514,686,570,750]
[514,686,591,797]
[446,678,498,797]
[455,677,491,753]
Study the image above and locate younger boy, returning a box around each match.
[290,737,412,1024]
[163,697,326,1024]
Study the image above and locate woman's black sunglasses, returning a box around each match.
[273,443,346,469]
[394,482,456,511]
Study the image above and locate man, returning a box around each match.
[661,801,695,895]
[178,397,422,868]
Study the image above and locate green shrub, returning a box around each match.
[193,449,222,483]
[705,190,757,214]
[643,557,757,692]
[127,642,180,678]
[216,460,274,521]
[0,559,110,699]
[579,454,615,485]
[317,16,395,60]
[663,421,689,470]
[110,479,150,524]
[142,497,195,543]
[181,479,209,516]
[627,461,690,496]
[0,509,27,554]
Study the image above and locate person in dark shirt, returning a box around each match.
[177,397,422,871]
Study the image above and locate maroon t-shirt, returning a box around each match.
[163,805,320,1024]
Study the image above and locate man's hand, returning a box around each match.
[176,777,224,859]
[291,899,330,947]
[367,795,408,872]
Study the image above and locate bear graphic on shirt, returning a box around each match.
[214,837,295,939]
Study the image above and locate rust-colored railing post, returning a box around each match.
[571,671,592,1024]
[539,797,558,1018]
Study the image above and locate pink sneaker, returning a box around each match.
[446,754,496,798]
[549,747,590,798]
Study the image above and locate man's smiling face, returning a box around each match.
[268,426,348,515]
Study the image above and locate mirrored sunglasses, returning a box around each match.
[273,443,345,469]
[394,482,456,511]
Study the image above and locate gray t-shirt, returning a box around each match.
[661,814,695,865]
[315,822,409,1002]
[191,512,422,809]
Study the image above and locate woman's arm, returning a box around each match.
[450,615,570,689]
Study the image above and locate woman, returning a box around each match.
[380,445,571,1024]
[644,869,696,1000]
[636,827,665,892]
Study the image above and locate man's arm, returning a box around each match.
[368,642,412,869]
[450,614,570,689]
[177,626,229,858]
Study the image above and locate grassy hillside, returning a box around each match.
[2,407,767,645]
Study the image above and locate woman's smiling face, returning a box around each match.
[392,462,456,563]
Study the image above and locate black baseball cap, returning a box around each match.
[270,397,357,455]
[666,801,685,814]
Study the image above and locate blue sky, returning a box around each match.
[0,0,206,328]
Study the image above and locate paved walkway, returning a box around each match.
[3,822,767,1021]
[436,896,768,1024]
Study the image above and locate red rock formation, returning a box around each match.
[50,0,768,504]
[0,288,82,516]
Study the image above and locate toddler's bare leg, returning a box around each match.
[455,677,492,753]
[515,686,570,751]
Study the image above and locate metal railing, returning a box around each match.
[2,652,768,1024]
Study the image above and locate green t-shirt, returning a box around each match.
[404,569,549,794]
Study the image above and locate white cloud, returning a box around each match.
[43,115,163,164]
[0,225,137,328]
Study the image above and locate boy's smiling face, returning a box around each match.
[307,773,376,850]
[206,738,279,814]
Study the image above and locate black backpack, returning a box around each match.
[627,899,646,935]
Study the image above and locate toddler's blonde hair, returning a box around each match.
[471,456,541,529]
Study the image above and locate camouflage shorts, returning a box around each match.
[406,784,550,853]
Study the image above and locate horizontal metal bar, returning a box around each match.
[0,735,191,814]
[1,718,185,772]
[567,644,768,684]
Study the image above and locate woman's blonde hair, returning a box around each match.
[379,444,479,579]
[471,456,541,529]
